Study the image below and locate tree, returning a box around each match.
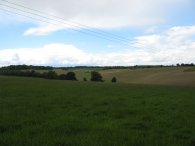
[83,77,87,81]
[58,74,67,80]
[111,77,117,83]
[65,72,77,80]
[90,71,103,82]
[45,71,58,79]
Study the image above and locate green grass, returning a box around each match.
[0,76,195,146]
[184,67,195,72]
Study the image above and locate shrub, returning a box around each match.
[91,71,103,82]
[83,77,87,81]
[65,72,77,80]
[45,71,58,79]
[111,77,117,83]
[58,74,67,80]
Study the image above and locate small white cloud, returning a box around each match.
[24,23,68,36]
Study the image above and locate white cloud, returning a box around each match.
[0,43,145,66]
[10,0,192,35]
[0,44,88,66]
[1,25,195,66]
[23,24,66,36]
[133,25,195,64]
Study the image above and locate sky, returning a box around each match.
[0,0,195,66]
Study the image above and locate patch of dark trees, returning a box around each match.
[59,64,195,70]
[0,70,77,81]
[89,71,116,82]
[176,63,195,67]
[0,69,116,82]
[0,65,53,70]
[90,71,103,82]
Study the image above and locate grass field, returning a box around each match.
[0,76,195,146]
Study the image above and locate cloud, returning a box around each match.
[23,24,66,36]
[0,43,143,66]
[1,25,195,67]
[133,25,195,64]
[0,44,88,66]
[13,0,193,35]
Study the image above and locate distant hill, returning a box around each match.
[1,65,195,86]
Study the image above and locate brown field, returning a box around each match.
[34,67,195,86]
[100,67,195,86]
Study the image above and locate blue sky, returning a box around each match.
[0,0,195,66]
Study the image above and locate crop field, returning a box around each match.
[26,67,195,86]
[100,67,195,86]
[0,75,195,146]
[52,67,195,86]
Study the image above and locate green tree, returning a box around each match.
[58,74,67,80]
[83,77,87,81]
[45,71,58,79]
[65,72,77,80]
[111,77,117,83]
[91,71,103,82]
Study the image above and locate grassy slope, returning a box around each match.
[32,67,195,86]
[0,76,195,146]
[100,67,195,86]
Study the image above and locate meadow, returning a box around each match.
[0,75,195,146]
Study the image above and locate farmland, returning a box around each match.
[0,75,195,146]
[1,65,195,86]
[53,67,195,86]
[100,67,195,86]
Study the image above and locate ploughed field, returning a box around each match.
[0,76,195,146]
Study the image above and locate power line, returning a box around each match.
[0,5,130,44]
[0,7,127,44]
[0,0,152,51]
[1,0,131,43]
[0,0,132,44]
[0,7,156,53]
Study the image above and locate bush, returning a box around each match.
[111,77,117,83]
[58,74,67,80]
[45,71,58,79]
[83,77,87,81]
[65,72,77,80]
[91,71,103,82]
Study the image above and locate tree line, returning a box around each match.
[176,63,195,67]
[1,64,194,71]
[0,70,77,81]
[1,65,53,70]
[0,69,117,83]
